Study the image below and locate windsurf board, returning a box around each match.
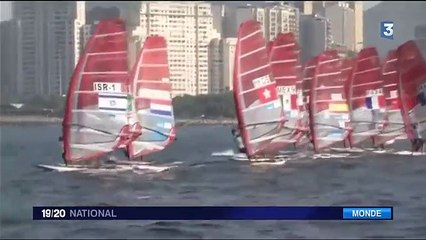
[229,153,288,165]
[36,162,174,173]
[312,153,353,159]
[330,147,365,153]
[211,149,236,157]
[36,164,88,172]
[372,150,426,156]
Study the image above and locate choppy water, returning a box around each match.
[1,124,426,239]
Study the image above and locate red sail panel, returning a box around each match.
[269,32,304,145]
[127,35,175,159]
[233,20,286,158]
[341,57,355,101]
[63,19,130,163]
[374,50,407,145]
[397,40,426,141]
[347,47,386,146]
[310,50,350,153]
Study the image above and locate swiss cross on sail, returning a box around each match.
[252,75,279,104]
[365,89,386,109]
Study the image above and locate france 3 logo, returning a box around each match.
[381,21,394,40]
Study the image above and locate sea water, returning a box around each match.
[1,124,426,238]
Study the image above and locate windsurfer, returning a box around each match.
[123,148,130,159]
[123,148,143,161]
[231,128,246,154]
[58,136,66,165]
[411,124,425,152]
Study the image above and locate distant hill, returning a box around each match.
[364,1,425,57]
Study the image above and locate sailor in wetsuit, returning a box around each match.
[58,136,66,164]
[231,128,246,154]
[411,124,425,152]
[57,135,124,166]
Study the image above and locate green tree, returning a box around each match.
[347,50,357,58]
[172,91,236,119]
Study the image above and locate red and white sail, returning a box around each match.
[127,35,176,159]
[62,19,130,163]
[309,50,351,153]
[397,40,426,142]
[373,49,407,145]
[268,32,304,145]
[341,57,355,101]
[233,20,286,158]
[347,47,386,147]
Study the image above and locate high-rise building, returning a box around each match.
[208,38,223,94]
[415,24,426,54]
[303,1,362,52]
[211,4,225,39]
[222,38,237,92]
[353,1,363,51]
[325,2,355,51]
[299,14,332,64]
[86,6,120,24]
[11,1,85,100]
[302,1,335,16]
[223,5,266,39]
[81,23,95,50]
[223,3,299,42]
[265,3,299,41]
[207,37,237,93]
[132,1,220,96]
[0,19,18,102]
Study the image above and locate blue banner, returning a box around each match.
[33,206,393,220]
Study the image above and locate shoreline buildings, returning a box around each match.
[1,1,366,102]
[2,1,85,101]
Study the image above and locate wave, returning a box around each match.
[211,149,235,157]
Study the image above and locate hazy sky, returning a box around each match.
[0,1,382,22]
[0,1,11,21]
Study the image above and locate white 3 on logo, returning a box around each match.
[383,23,394,37]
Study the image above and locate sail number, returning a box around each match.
[93,82,122,93]
[366,89,383,96]
[252,75,271,88]
[277,85,296,95]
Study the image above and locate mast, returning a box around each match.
[59,50,63,96]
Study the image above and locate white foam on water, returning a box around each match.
[136,195,151,200]
[132,164,173,172]
[250,159,287,166]
[313,153,352,159]
[211,149,235,157]
[229,153,290,166]
[393,151,426,156]
[330,147,365,153]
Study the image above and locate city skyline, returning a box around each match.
[4,1,422,102]
[0,1,381,22]
[0,1,366,101]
